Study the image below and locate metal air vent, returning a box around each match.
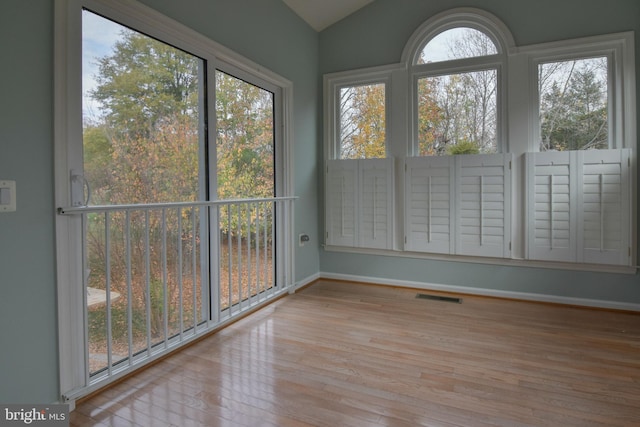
[416,293,462,303]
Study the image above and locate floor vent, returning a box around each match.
[416,293,462,304]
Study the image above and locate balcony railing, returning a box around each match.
[59,197,295,385]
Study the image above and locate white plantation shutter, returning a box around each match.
[405,156,455,254]
[455,154,512,258]
[526,151,575,262]
[326,159,358,247]
[577,149,631,265]
[526,149,631,266]
[359,158,394,249]
[325,158,394,249]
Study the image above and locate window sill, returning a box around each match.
[322,244,637,275]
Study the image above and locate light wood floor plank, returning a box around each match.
[71,280,640,426]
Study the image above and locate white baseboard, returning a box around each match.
[319,271,640,312]
[292,272,321,292]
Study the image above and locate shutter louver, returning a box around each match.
[526,151,575,262]
[325,158,394,249]
[577,149,631,265]
[325,159,358,247]
[359,158,394,249]
[405,157,455,253]
[455,154,512,258]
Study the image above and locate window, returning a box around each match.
[418,27,498,63]
[338,83,386,159]
[81,10,209,375]
[408,14,509,156]
[324,65,397,160]
[416,69,498,155]
[523,33,636,266]
[323,7,636,270]
[324,67,396,250]
[216,69,276,198]
[82,10,204,206]
[56,0,294,402]
[538,56,609,151]
[528,32,635,152]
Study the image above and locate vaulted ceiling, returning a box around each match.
[281,0,374,31]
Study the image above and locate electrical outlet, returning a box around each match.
[0,180,16,212]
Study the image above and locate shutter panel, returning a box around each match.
[359,158,394,249]
[455,154,512,258]
[525,151,576,262]
[526,149,631,266]
[577,149,631,265]
[325,159,358,247]
[404,156,454,254]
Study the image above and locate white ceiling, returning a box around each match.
[282,0,374,32]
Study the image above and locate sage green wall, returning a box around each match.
[0,0,58,405]
[319,0,640,304]
[0,0,319,404]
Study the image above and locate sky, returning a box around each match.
[420,27,497,63]
[82,10,124,120]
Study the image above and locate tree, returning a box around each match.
[83,15,278,362]
[86,29,201,205]
[83,124,113,204]
[91,30,200,141]
[216,71,274,199]
[417,28,498,155]
[539,58,608,151]
[417,78,443,155]
[339,84,386,159]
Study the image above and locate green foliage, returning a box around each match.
[446,139,480,155]
[86,29,201,205]
[83,27,274,218]
[91,30,200,141]
[539,59,608,151]
[216,70,275,200]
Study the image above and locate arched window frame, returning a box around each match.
[402,8,515,156]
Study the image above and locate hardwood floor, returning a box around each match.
[70,280,640,426]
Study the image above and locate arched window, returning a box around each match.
[403,9,514,156]
[417,27,498,64]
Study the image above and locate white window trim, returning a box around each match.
[55,0,294,404]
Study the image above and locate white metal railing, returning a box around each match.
[59,197,295,387]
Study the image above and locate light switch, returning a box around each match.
[0,180,16,212]
[0,188,9,204]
